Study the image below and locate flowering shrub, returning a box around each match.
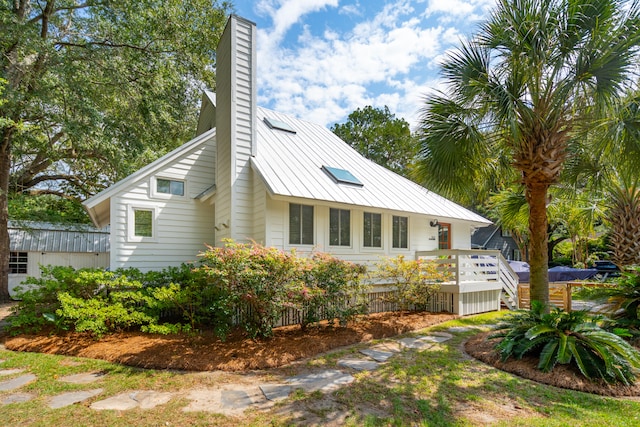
[197,241,301,338]
[197,241,367,337]
[296,252,368,330]
[10,241,368,339]
[375,255,449,311]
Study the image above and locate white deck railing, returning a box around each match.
[415,249,519,310]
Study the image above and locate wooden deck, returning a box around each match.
[415,250,519,315]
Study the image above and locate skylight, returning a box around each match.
[263,117,296,134]
[322,166,363,187]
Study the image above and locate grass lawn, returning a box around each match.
[0,311,638,426]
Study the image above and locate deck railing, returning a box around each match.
[415,249,519,310]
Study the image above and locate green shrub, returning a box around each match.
[375,255,448,311]
[10,242,370,340]
[10,266,115,334]
[492,302,640,384]
[295,252,368,330]
[197,241,302,338]
[580,267,640,334]
[56,291,154,337]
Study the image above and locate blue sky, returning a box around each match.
[231,0,496,129]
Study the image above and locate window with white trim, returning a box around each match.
[128,205,157,241]
[9,252,27,274]
[289,203,314,245]
[363,212,382,248]
[392,216,408,249]
[156,178,184,196]
[329,208,350,246]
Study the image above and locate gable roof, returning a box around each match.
[252,107,490,225]
[83,127,216,228]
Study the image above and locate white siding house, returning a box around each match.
[83,15,514,315]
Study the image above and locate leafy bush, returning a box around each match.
[10,242,369,339]
[579,267,640,334]
[492,302,640,384]
[10,266,118,334]
[295,252,368,330]
[197,242,368,336]
[375,255,448,311]
[198,241,301,337]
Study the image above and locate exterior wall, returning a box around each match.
[264,195,449,266]
[214,16,257,244]
[451,222,473,249]
[9,252,109,297]
[110,139,216,271]
[252,172,267,244]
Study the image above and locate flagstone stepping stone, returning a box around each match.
[286,369,355,393]
[337,358,380,371]
[419,333,452,343]
[183,386,267,414]
[360,348,395,362]
[0,374,36,391]
[49,389,104,409]
[447,326,476,333]
[259,383,291,401]
[369,342,402,353]
[58,371,106,384]
[397,337,436,350]
[1,392,35,405]
[91,390,173,410]
[132,390,174,409]
[0,368,25,376]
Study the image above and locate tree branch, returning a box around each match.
[54,40,167,53]
[26,189,78,201]
[27,2,99,25]
[17,173,90,195]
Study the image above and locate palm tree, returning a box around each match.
[415,0,640,308]
[563,87,640,268]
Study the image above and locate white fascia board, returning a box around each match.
[83,128,217,223]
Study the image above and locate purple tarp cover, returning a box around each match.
[508,261,597,282]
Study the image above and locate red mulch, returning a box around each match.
[465,331,640,397]
[3,311,457,371]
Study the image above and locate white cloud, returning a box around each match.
[424,0,495,19]
[254,0,339,45]
[252,0,493,128]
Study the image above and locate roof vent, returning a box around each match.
[264,117,296,134]
[321,166,363,187]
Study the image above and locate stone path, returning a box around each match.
[0,325,485,415]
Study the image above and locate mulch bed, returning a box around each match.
[3,311,457,371]
[465,331,640,397]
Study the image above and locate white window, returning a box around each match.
[151,177,186,199]
[9,252,27,274]
[363,212,382,248]
[329,208,350,246]
[289,203,314,245]
[392,216,408,249]
[127,205,157,242]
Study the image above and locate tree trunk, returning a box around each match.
[526,184,550,309]
[0,128,12,301]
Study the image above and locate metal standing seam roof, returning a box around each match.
[251,107,491,225]
[9,222,110,253]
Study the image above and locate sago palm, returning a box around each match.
[415,0,640,308]
[493,302,640,384]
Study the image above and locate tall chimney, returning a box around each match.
[214,15,257,242]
